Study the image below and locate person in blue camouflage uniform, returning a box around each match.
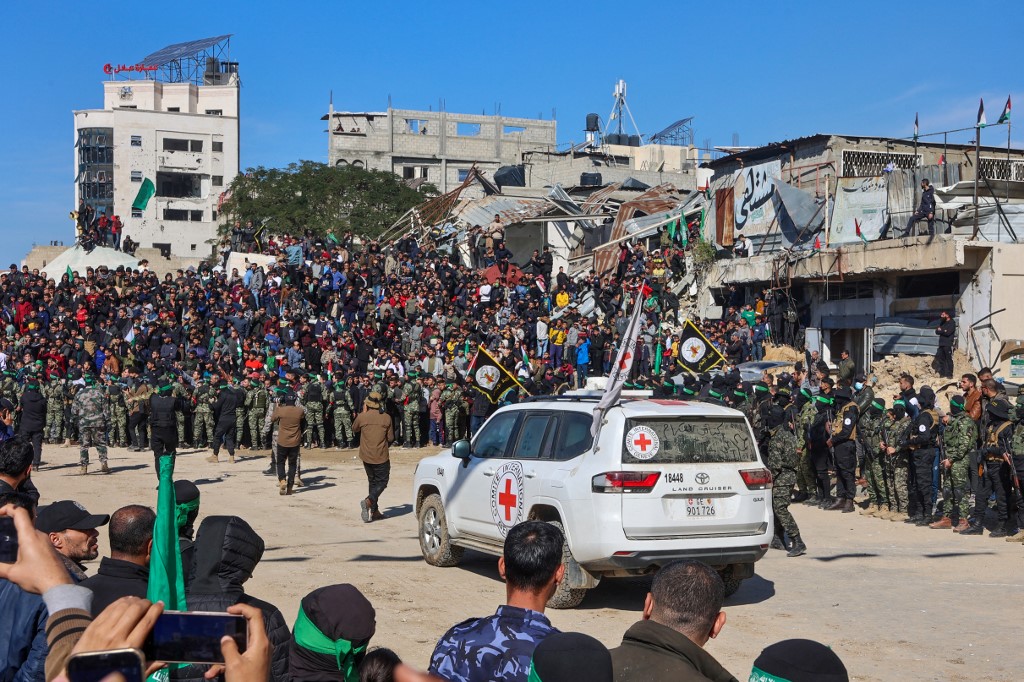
[71,375,110,475]
[930,395,978,530]
[765,405,805,557]
[429,521,563,682]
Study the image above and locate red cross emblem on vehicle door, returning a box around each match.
[498,478,518,522]
[633,433,652,452]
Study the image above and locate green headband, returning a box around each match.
[733,390,748,399]
[292,606,365,682]
[949,396,965,407]
[893,399,906,407]
[174,497,200,530]
[681,387,697,396]
[709,390,723,399]
[814,395,833,405]
[871,400,884,410]
[749,667,789,682]
[753,384,770,393]
[527,662,543,682]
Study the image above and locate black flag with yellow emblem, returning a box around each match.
[468,348,527,403]
[675,319,726,374]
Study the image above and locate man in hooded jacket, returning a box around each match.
[172,515,290,681]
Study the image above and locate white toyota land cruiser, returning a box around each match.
[412,392,774,608]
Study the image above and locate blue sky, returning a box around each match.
[3,0,1021,261]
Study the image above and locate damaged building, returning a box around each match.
[699,133,1024,379]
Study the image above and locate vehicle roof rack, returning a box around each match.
[522,395,602,403]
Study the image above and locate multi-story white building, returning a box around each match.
[73,36,239,258]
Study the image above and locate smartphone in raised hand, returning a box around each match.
[66,648,145,682]
[143,611,247,665]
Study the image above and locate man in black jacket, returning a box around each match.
[208,378,239,464]
[934,311,956,378]
[610,560,736,682]
[149,380,184,476]
[17,380,46,467]
[907,178,937,236]
[80,505,154,615]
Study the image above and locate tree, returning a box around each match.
[219,161,437,239]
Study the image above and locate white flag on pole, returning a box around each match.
[590,288,646,441]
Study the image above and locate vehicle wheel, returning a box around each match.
[546,520,588,609]
[418,494,463,567]
[718,565,744,598]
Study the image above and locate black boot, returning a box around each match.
[958,522,984,535]
[989,525,1010,538]
[786,537,807,557]
[769,536,786,550]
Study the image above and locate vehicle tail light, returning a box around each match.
[592,471,661,493]
[740,468,773,490]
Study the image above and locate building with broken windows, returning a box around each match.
[698,133,1024,378]
[73,35,239,258]
[323,104,557,194]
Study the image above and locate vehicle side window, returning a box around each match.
[514,414,556,459]
[552,412,593,461]
[472,412,520,458]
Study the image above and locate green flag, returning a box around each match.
[66,266,74,283]
[666,215,676,240]
[132,178,156,211]
[147,455,187,611]
[327,232,340,245]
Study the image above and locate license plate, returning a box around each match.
[685,497,718,517]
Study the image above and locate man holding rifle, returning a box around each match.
[929,395,978,531]
[961,398,1015,537]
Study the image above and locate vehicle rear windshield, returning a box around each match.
[621,417,756,464]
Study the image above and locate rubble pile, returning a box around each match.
[763,345,804,364]
[869,350,973,405]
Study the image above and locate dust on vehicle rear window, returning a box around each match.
[621,417,756,464]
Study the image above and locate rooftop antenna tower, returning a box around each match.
[603,79,643,145]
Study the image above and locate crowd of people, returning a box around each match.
[0,448,850,682]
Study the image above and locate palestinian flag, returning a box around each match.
[468,347,527,403]
[676,319,725,374]
[998,96,1011,124]
[914,113,919,141]
[854,218,869,244]
[977,98,987,128]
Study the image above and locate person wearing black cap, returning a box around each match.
[610,559,735,681]
[826,386,859,512]
[149,379,184,477]
[209,377,240,464]
[961,398,1015,537]
[903,386,939,525]
[528,632,613,682]
[289,584,375,681]
[35,500,110,581]
[16,379,46,468]
[750,639,848,682]
[174,480,201,583]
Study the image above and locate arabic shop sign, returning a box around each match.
[103,63,159,75]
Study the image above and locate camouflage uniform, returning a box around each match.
[428,605,558,682]
[71,383,109,470]
[330,384,356,447]
[767,424,801,541]
[234,383,248,446]
[795,399,818,496]
[942,411,979,522]
[440,384,463,444]
[859,408,884,508]
[172,381,189,444]
[45,379,66,443]
[106,380,128,446]
[888,415,913,515]
[302,379,326,448]
[247,384,269,449]
[193,382,215,447]
[401,378,423,447]
[873,414,896,510]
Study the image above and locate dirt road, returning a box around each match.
[31,443,1021,681]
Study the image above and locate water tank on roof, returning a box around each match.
[628,134,641,147]
[585,113,600,132]
[605,133,622,146]
[580,172,603,186]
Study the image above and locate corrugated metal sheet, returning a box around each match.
[886,165,961,236]
[873,316,941,355]
[452,195,553,228]
[593,184,688,276]
[951,203,1024,242]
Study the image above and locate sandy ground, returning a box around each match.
[30,442,1022,682]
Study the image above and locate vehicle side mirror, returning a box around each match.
[452,439,471,464]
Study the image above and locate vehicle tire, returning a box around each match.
[546,520,588,609]
[718,565,744,598]
[418,494,463,567]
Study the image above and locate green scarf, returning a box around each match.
[748,665,789,681]
[527,661,543,682]
[174,497,200,532]
[292,606,365,682]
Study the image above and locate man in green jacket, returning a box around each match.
[610,560,737,681]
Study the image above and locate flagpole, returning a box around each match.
[943,132,948,186]
[973,126,981,236]
[1008,120,1012,203]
